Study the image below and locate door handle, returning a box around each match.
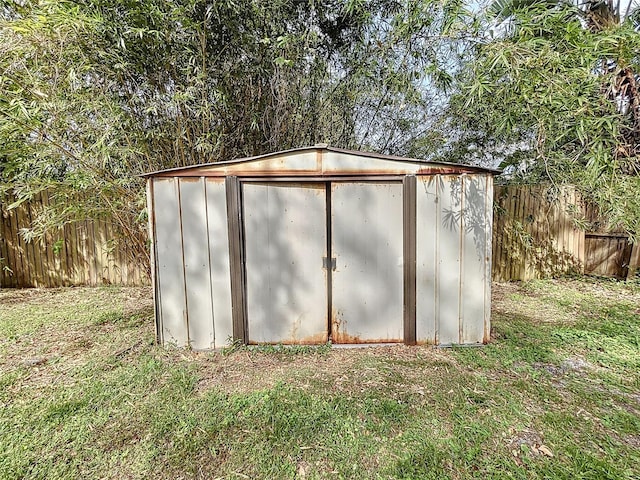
[322,257,336,270]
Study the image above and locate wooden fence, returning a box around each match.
[0,192,148,287]
[493,185,639,281]
[583,203,637,279]
[1,186,638,287]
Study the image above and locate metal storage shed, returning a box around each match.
[143,145,497,349]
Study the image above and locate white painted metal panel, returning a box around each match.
[205,178,233,348]
[324,152,423,175]
[437,176,462,344]
[179,178,214,350]
[243,183,328,344]
[147,180,161,344]
[461,175,487,344]
[484,176,493,343]
[331,182,404,343]
[191,151,320,177]
[153,178,188,347]
[416,176,438,344]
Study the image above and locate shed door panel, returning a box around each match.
[243,183,328,344]
[331,182,404,343]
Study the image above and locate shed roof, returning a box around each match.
[142,145,499,178]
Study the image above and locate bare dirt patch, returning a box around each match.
[194,345,458,395]
[505,427,554,465]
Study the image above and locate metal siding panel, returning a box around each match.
[416,176,438,344]
[331,182,404,342]
[403,176,417,345]
[206,178,234,348]
[484,176,493,343]
[146,180,162,344]
[461,175,487,344]
[437,176,462,345]
[226,176,247,343]
[180,151,320,177]
[179,178,215,350]
[323,152,422,175]
[243,183,328,344]
[153,178,188,347]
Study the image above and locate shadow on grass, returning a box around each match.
[92,305,154,328]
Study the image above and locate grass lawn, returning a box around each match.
[0,278,639,479]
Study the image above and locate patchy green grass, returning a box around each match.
[0,279,639,479]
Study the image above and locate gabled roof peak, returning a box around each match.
[142,146,499,178]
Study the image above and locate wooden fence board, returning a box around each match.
[0,203,13,286]
[628,243,640,280]
[1,192,148,287]
[492,185,585,281]
[9,203,25,286]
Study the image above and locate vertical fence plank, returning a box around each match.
[8,201,20,287]
[90,219,99,286]
[627,243,639,280]
[562,189,570,270]
[57,223,67,286]
[13,201,27,286]
[0,198,13,287]
[26,194,43,287]
[529,187,541,280]
[57,219,70,287]
[494,187,507,282]
[96,218,106,284]
[105,220,115,284]
[39,191,52,287]
[9,202,25,287]
[127,236,136,286]
[507,187,519,281]
[520,185,530,280]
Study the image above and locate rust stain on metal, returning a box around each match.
[417,167,475,175]
[248,331,328,346]
[332,331,403,344]
[331,310,402,344]
[155,166,475,179]
[162,169,315,178]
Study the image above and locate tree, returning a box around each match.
[447,0,640,238]
[1,0,470,264]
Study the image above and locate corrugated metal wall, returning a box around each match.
[415,175,492,345]
[151,177,232,349]
[149,172,492,349]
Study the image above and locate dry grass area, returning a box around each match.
[1,278,639,479]
[195,345,457,395]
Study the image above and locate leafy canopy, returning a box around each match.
[450,0,640,238]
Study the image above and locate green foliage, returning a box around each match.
[0,0,472,257]
[2,0,638,243]
[450,1,640,238]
